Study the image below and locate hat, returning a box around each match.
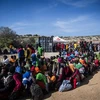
[15,66,22,74]
[30,66,35,72]
[58,57,62,63]
[67,56,72,61]
[23,71,30,78]
[35,67,41,73]
[51,76,56,82]
[32,61,36,66]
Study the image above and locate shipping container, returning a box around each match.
[39,36,53,52]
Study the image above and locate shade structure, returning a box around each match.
[53,36,67,43]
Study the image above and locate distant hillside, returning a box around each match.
[62,35,100,43]
[19,34,100,43]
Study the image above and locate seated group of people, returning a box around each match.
[0,50,100,100]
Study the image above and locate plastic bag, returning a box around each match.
[79,67,85,74]
[59,80,72,92]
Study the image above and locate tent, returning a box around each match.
[53,36,67,43]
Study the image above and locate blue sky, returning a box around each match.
[0,0,100,36]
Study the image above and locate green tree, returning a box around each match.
[0,27,17,48]
[28,37,36,47]
[33,34,39,36]
[25,34,32,37]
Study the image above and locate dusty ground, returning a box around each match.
[44,71,100,100]
[18,70,100,100]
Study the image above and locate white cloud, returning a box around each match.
[57,0,98,7]
[54,15,88,29]
[53,15,99,35]
[10,22,40,31]
[10,22,33,28]
[36,2,58,13]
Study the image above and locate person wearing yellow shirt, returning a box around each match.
[74,43,78,50]
[25,45,32,60]
[66,44,69,51]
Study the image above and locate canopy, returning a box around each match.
[53,36,67,43]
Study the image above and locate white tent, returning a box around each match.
[53,36,67,43]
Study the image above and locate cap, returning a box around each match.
[35,67,41,73]
[30,66,35,72]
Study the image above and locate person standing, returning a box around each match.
[18,45,25,66]
[25,45,32,61]
[38,44,43,56]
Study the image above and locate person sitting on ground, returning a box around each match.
[69,60,76,73]
[24,59,31,71]
[31,52,36,66]
[22,70,32,93]
[96,52,100,61]
[46,59,56,91]
[0,65,8,80]
[55,62,65,90]
[30,82,44,100]
[30,66,48,94]
[74,58,85,80]
[79,56,88,75]
[0,66,15,100]
[94,55,100,69]
[10,65,23,100]
[87,55,94,75]
[2,55,9,65]
[63,63,80,89]
[13,55,17,62]
[9,55,16,64]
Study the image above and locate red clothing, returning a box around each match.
[67,53,70,56]
[64,67,80,89]
[94,59,99,67]
[37,81,45,89]
[13,73,22,92]
[64,67,79,79]
[61,44,65,50]
[31,48,35,53]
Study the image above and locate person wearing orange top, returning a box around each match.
[69,61,76,73]
[79,57,87,67]
[9,56,16,63]
[79,56,90,77]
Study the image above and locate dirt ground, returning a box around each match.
[44,71,100,100]
[18,70,100,100]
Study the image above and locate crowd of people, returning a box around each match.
[0,41,100,100]
[53,41,100,52]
